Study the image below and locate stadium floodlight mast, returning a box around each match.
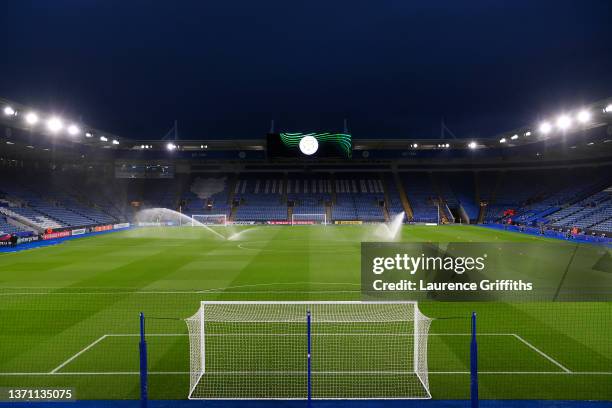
[576,110,591,123]
[67,124,80,136]
[185,301,432,400]
[539,121,552,134]
[556,115,572,130]
[46,117,63,133]
[25,112,39,125]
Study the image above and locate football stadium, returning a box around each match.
[1,3,612,408]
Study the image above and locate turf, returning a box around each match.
[0,225,610,400]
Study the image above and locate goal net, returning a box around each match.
[185,301,431,400]
[291,213,327,225]
[191,214,227,226]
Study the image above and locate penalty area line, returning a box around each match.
[35,331,574,376]
[512,334,572,373]
[50,335,108,374]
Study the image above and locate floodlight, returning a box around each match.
[576,110,591,123]
[511,134,518,140]
[445,143,450,148]
[3,106,15,116]
[167,142,176,150]
[499,138,507,143]
[99,136,108,142]
[525,131,531,136]
[46,117,63,133]
[604,104,612,113]
[67,124,80,136]
[85,132,93,138]
[25,112,39,125]
[411,143,418,148]
[556,115,571,130]
[468,141,477,149]
[539,121,552,134]
[299,135,318,155]
[112,139,119,145]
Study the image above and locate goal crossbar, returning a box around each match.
[186,301,431,400]
[199,301,418,305]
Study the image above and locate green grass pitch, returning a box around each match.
[0,225,610,400]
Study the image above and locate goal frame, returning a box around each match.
[291,213,327,225]
[191,214,227,226]
[186,300,430,401]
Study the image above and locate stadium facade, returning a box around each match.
[1,96,612,247]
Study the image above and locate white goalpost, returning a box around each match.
[185,301,431,400]
[291,213,327,225]
[191,214,227,226]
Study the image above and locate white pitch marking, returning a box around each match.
[50,335,108,374]
[512,334,572,373]
[32,331,574,376]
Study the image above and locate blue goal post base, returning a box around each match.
[139,312,148,408]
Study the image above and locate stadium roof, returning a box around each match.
[1,96,611,152]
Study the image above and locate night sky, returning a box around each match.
[1,0,611,140]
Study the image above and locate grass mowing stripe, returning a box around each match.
[0,225,610,400]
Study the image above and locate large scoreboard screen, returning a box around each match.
[267,132,352,159]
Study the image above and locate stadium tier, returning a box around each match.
[234,174,287,221]
[0,215,29,235]
[183,175,232,217]
[1,166,612,235]
[401,173,440,223]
